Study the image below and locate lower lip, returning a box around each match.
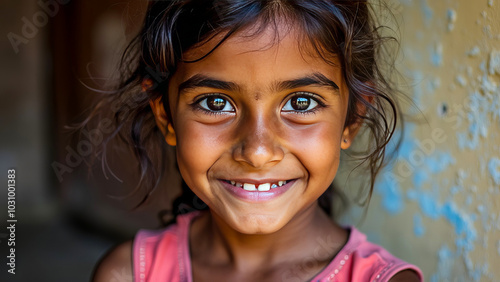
[219,180,296,202]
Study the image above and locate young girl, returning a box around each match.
[91,0,423,281]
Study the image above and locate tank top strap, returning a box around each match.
[133,212,201,282]
[312,227,423,282]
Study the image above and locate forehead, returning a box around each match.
[171,22,343,93]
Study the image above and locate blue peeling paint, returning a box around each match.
[467,46,481,57]
[393,123,417,160]
[427,78,441,93]
[413,170,428,188]
[488,158,500,185]
[377,123,458,216]
[375,166,405,214]
[352,1,500,281]
[457,131,479,150]
[406,187,478,263]
[419,0,433,23]
[480,75,497,94]
[492,91,500,122]
[408,151,455,188]
[397,139,416,160]
[413,213,425,237]
[430,46,443,66]
[442,201,476,237]
[477,204,492,232]
[438,245,453,262]
[374,125,419,214]
[406,189,418,200]
[458,63,500,152]
[431,245,454,282]
[479,61,487,72]
[425,152,456,174]
[457,91,494,150]
[417,192,441,219]
[465,195,473,206]
[412,195,478,281]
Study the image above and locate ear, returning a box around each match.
[341,123,361,150]
[341,95,372,150]
[149,97,176,146]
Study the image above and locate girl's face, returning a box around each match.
[153,25,357,234]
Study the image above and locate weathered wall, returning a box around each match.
[342,0,500,281]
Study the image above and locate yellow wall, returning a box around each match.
[342,0,500,281]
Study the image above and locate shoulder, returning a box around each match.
[92,240,133,282]
[388,270,421,282]
[345,227,423,281]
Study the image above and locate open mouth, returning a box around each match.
[223,180,291,191]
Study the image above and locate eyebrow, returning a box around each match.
[275,73,339,92]
[178,74,240,94]
[177,72,339,96]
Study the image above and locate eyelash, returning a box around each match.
[190,92,326,116]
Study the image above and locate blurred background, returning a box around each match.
[0,1,180,281]
[0,0,499,281]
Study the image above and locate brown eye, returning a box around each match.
[291,97,311,111]
[207,97,226,111]
[198,95,234,113]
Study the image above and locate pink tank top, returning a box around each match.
[133,212,423,282]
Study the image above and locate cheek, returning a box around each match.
[175,120,228,186]
[288,121,342,182]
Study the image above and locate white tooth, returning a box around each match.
[271,184,278,188]
[257,183,271,191]
[243,183,257,191]
[278,181,284,187]
[236,182,243,188]
[230,181,236,186]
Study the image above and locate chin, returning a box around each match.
[229,213,287,235]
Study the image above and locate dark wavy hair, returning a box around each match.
[79,0,402,223]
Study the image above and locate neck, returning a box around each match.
[190,203,347,274]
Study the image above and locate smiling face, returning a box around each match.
[151,24,359,234]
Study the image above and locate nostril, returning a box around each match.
[232,137,284,168]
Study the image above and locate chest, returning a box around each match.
[191,258,331,282]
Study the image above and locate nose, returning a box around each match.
[232,113,285,169]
